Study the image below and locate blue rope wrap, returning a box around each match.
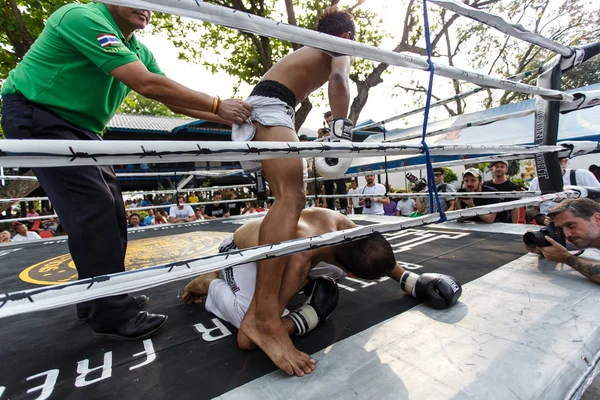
[421,0,446,222]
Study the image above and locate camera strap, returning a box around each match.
[570,169,577,186]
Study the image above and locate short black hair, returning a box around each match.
[324,111,332,119]
[130,213,140,219]
[317,6,356,40]
[333,234,395,280]
[433,167,444,175]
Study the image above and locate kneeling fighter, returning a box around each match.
[183,208,462,343]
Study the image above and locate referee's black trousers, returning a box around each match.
[1,94,137,331]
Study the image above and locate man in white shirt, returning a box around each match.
[346,179,362,214]
[529,157,600,215]
[169,196,196,223]
[11,222,41,242]
[396,190,416,216]
[358,171,389,215]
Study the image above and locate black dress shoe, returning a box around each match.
[78,295,150,323]
[93,311,168,341]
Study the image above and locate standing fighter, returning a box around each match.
[231,7,355,375]
[1,3,250,340]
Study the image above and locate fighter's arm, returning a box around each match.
[541,237,600,284]
[328,56,352,118]
[388,262,462,309]
[110,61,250,124]
[167,106,234,125]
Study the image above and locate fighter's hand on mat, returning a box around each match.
[289,276,339,336]
[182,290,203,304]
[217,99,252,125]
[315,118,354,179]
[182,271,219,304]
[400,271,462,310]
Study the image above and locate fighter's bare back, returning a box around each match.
[261,47,347,105]
[234,208,354,250]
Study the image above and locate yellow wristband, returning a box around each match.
[211,97,220,114]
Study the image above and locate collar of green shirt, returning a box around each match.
[96,3,141,50]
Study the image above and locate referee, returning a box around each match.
[1,3,251,340]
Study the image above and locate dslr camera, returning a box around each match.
[364,198,372,208]
[522,222,566,248]
[406,173,427,192]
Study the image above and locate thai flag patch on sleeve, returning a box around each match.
[96,34,121,48]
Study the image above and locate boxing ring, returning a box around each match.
[4,216,599,400]
[1,0,600,398]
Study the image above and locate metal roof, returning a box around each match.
[107,114,193,132]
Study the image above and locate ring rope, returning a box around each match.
[420,0,445,221]
[388,109,534,143]
[356,64,545,132]
[429,0,573,56]
[96,0,573,102]
[0,188,585,319]
[0,140,572,168]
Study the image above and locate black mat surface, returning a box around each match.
[0,220,526,400]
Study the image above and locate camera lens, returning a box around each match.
[523,231,547,247]
[365,199,371,208]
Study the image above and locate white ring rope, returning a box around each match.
[0,214,59,224]
[429,0,573,57]
[116,169,245,178]
[357,86,484,132]
[122,183,255,197]
[356,64,547,132]
[0,140,571,168]
[0,175,39,182]
[0,188,586,319]
[97,0,573,102]
[312,191,539,199]
[387,109,535,143]
[0,169,247,182]
[0,184,257,204]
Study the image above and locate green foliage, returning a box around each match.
[507,160,521,178]
[478,162,491,173]
[472,0,600,108]
[510,177,528,189]
[0,0,86,80]
[117,92,179,117]
[151,0,387,98]
[0,101,4,139]
[443,167,457,184]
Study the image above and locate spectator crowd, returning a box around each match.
[2,156,599,244]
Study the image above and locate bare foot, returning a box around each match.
[182,271,219,304]
[239,312,316,376]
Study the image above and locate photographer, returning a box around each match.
[359,170,389,215]
[415,167,456,215]
[524,198,600,284]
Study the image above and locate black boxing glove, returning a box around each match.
[400,271,462,310]
[289,276,339,336]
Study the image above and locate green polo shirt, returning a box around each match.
[1,3,164,134]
